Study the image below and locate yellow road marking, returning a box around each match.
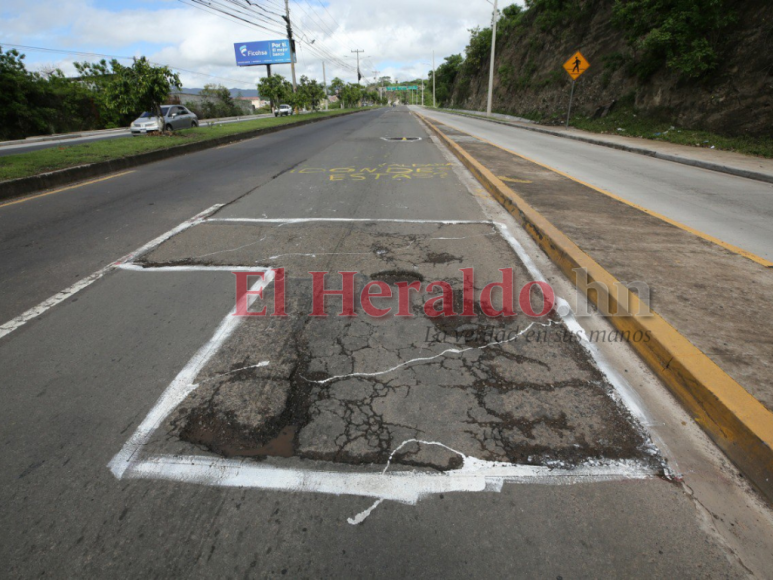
[419,112,773,501]
[435,117,773,268]
[0,171,135,209]
[498,175,533,184]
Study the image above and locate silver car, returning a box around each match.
[274,104,293,117]
[131,105,198,135]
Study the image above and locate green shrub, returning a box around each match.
[612,0,737,78]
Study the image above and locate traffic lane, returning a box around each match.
[416,107,773,261]
[0,109,383,326]
[0,114,273,157]
[0,131,131,157]
[0,222,739,576]
[219,106,482,221]
[0,108,743,576]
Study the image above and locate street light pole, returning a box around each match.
[486,0,498,116]
[322,61,328,110]
[284,0,297,92]
[351,49,364,83]
[432,50,436,108]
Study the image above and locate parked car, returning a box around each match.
[274,104,293,117]
[130,106,198,135]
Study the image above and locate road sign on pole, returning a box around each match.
[563,51,590,128]
[563,51,590,81]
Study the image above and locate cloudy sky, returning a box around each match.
[0,0,519,91]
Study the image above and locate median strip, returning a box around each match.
[418,111,773,503]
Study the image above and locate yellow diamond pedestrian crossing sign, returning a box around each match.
[563,51,590,80]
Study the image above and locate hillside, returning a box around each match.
[443,0,772,137]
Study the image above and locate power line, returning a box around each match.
[0,42,255,87]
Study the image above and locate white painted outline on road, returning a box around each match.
[0,204,224,340]
[207,218,493,225]
[108,216,660,524]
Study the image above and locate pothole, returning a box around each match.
[370,269,425,283]
[380,137,422,142]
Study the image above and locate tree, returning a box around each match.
[612,0,736,78]
[339,83,363,108]
[430,54,463,106]
[0,47,103,139]
[0,47,49,139]
[297,76,325,110]
[199,83,239,117]
[258,73,292,110]
[103,57,181,127]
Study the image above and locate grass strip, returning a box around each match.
[0,108,368,182]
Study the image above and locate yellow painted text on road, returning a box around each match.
[292,163,452,181]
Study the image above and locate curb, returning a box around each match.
[429,109,773,186]
[418,112,773,503]
[0,110,369,202]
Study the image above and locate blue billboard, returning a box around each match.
[234,39,295,66]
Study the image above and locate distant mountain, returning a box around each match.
[174,88,259,98]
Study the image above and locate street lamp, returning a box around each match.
[432,50,436,108]
[417,62,431,106]
[486,0,498,117]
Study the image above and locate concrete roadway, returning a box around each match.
[415,107,773,262]
[1,107,772,578]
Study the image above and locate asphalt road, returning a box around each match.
[0,114,272,157]
[415,107,773,261]
[1,107,772,578]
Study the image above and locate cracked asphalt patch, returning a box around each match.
[140,220,661,473]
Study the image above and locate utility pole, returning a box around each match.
[432,50,436,108]
[322,62,328,110]
[283,0,297,92]
[351,49,364,84]
[421,79,424,106]
[486,0,498,116]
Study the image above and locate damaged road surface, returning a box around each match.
[2,107,765,579]
[135,220,658,475]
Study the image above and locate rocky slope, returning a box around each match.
[450,0,772,137]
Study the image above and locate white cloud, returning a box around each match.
[1,0,521,89]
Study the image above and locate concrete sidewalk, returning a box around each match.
[434,107,773,185]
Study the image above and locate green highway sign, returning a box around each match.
[385,86,419,91]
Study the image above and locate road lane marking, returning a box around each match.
[0,171,135,209]
[208,217,493,224]
[498,175,533,184]
[423,113,773,268]
[0,204,223,340]
[108,216,659,522]
[108,272,275,478]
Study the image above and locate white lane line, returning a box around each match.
[123,453,656,504]
[431,129,659,433]
[117,264,269,272]
[108,217,660,513]
[0,204,223,341]
[108,273,274,479]
[492,221,656,430]
[208,218,494,225]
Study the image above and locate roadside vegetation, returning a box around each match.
[0,48,181,140]
[1,45,384,142]
[433,103,773,159]
[0,109,368,182]
[571,99,773,158]
[425,0,773,154]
